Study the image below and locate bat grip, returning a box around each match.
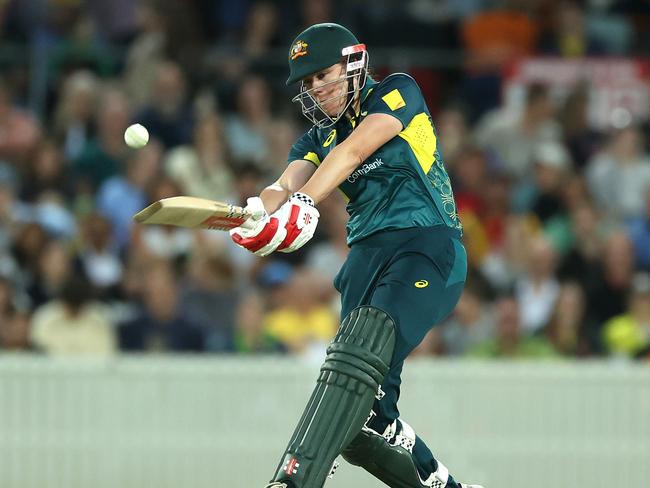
[239,210,265,231]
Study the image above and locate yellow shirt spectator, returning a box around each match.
[603,314,650,358]
[265,306,337,354]
[604,273,650,358]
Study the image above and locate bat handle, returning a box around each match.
[236,198,266,230]
[240,218,256,230]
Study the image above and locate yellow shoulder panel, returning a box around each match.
[381,89,406,111]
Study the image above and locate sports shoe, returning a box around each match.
[264,483,288,488]
[420,462,484,488]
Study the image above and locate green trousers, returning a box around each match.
[334,225,467,480]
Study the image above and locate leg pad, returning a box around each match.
[270,306,396,488]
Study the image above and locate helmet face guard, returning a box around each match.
[292,44,369,129]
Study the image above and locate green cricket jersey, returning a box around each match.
[287,73,462,245]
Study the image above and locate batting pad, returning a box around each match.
[271,306,396,488]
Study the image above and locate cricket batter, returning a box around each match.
[230,23,483,488]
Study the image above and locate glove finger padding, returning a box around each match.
[230,197,287,257]
[230,216,287,256]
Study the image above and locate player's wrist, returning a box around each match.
[291,191,316,207]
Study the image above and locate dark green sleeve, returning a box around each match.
[363,74,425,129]
[287,127,322,167]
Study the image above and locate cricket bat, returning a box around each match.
[133,196,252,231]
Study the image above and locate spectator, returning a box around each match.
[266,117,300,174]
[475,82,561,179]
[0,78,41,165]
[72,87,131,192]
[517,141,572,224]
[86,0,139,45]
[627,185,650,271]
[33,191,78,240]
[452,145,488,217]
[436,278,496,356]
[469,295,559,358]
[30,276,116,356]
[164,113,235,201]
[75,213,123,300]
[45,5,118,80]
[96,141,162,250]
[52,70,98,161]
[26,239,72,309]
[538,0,606,57]
[558,202,605,285]
[122,0,168,110]
[643,99,650,154]
[515,235,561,335]
[234,291,285,353]
[0,164,28,258]
[180,252,239,352]
[558,82,603,169]
[0,276,30,351]
[603,273,650,359]
[10,222,50,294]
[134,60,194,149]
[257,260,294,308]
[449,146,492,269]
[298,0,336,29]
[232,162,265,207]
[476,179,539,291]
[263,268,337,359]
[461,2,539,120]
[546,282,585,356]
[436,106,472,169]
[582,231,635,354]
[20,138,72,204]
[241,1,282,60]
[586,125,650,222]
[118,259,204,352]
[224,74,275,167]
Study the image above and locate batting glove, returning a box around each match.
[230,197,287,257]
[276,192,320,253]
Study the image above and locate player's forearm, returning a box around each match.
[298,144,363,204]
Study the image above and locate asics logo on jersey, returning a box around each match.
[414,280,429,288]
[347,158,384,183]
[323,129,336,147]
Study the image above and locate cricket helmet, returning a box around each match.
[287,23,369,128]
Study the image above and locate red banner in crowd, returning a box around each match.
[504,58,650,130]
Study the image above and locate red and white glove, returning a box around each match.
[275,192,320,253]
[229,197,287,257]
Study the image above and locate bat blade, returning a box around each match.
[133,196,251,231]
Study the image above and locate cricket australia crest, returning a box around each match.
[290,40,308,60]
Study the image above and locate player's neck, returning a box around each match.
[344,96,362,121]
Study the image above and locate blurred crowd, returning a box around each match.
[0,0,649,362]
